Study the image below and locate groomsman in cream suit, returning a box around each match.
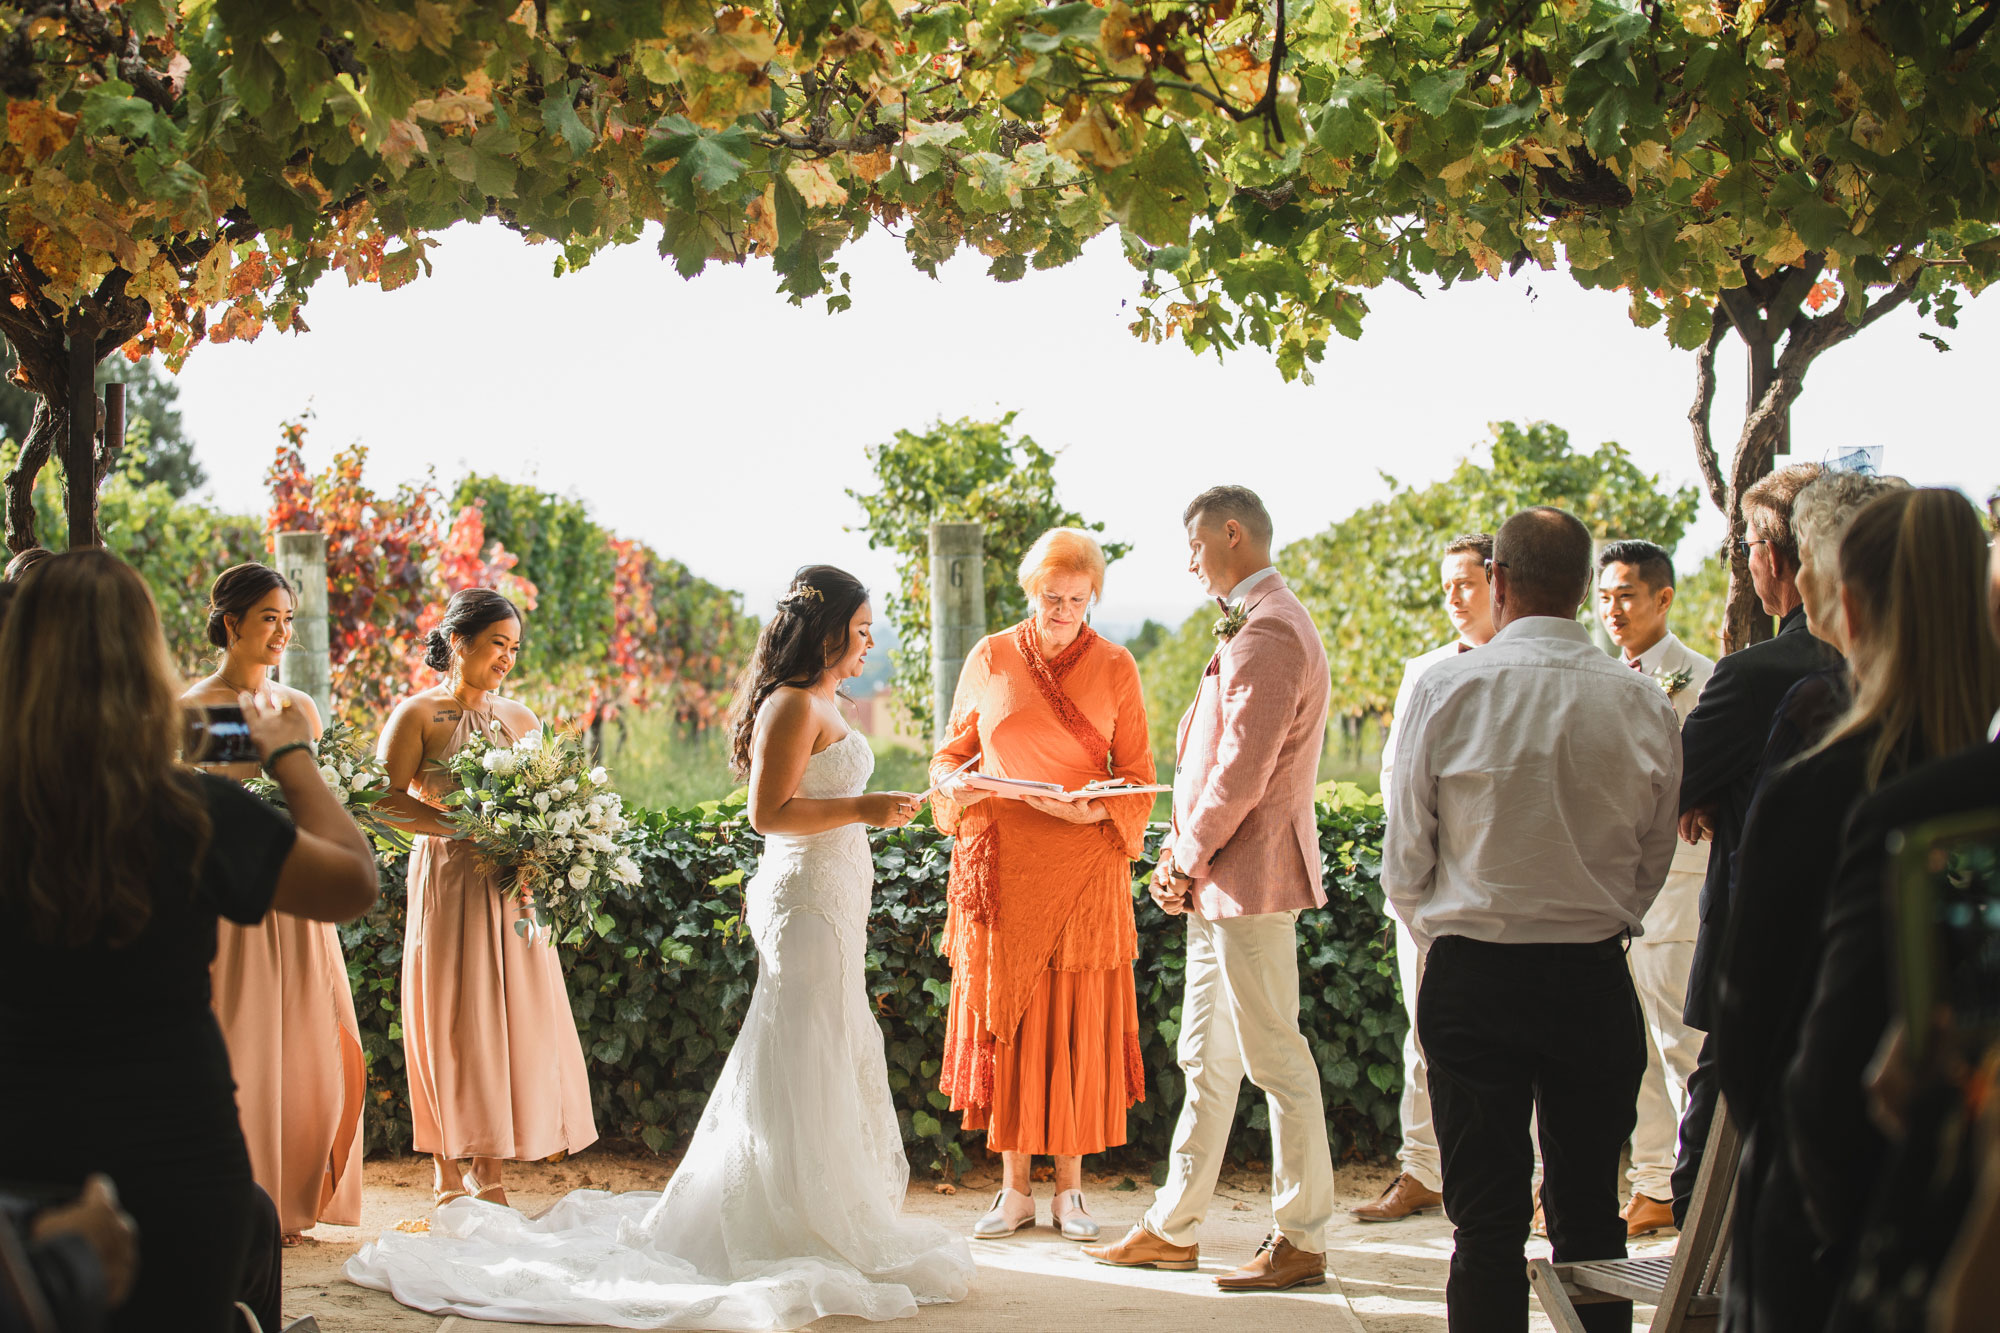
[1354,532,1494,1224]
[1595,540,1713,1237]
[1086,485,1336,1291]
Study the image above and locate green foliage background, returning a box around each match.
[342,785,1405,1173]
[847,412,1130,737]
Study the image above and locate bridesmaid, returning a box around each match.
[184,563,366,1245]
[376,588,597,1207]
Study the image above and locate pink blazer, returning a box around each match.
[1170,572,1331,919]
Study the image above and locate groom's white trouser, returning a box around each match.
[1143,909,1336,1253]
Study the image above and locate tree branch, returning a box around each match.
[1688,309,1730,515]
[1951,0,1999,54]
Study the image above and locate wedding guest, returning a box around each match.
[0,550,377,1333]
[1087,486,1337,1291]
[183,564,365,1246]
[931,528,1154,1242]
[1383,507,1680,1333]
[0,1177,136,1332]
[376,588,597,1209]
[1714,488,2000,1332]
[3,546,51,582]
[1594,540,1712,1238]
[1354,532,1492,1225]
[1752,469,1910,775]
[1670,462,1839,1221]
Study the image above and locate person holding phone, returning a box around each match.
[930,528,1155,1244]
[0,550,378,1333]
[183,563,366,1247]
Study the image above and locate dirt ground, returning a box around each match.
[283,1149,1676,1332]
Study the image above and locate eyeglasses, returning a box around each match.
[1482,559,1508,575]
[1734,537,1770,561]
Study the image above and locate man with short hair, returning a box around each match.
[1353,532,1494,1224]
[1670,463,1841,1222]
[1595,539,1713,1237]
[1384,506,1681,1333]
[1087,484,1337,1291]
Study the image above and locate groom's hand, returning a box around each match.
[1149,859,1191,915]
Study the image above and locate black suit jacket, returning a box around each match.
[1784,736,2000,1260]
[1680,606,1842,1030]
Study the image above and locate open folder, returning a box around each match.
[959,772,1174,803]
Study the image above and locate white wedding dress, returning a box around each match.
[346,730,974,1328]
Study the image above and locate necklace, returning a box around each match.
[217,667,266,696]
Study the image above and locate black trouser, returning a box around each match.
[238,1185,282,1333]
[1670,1031,1719,1227]
[1419,934,1647,1333]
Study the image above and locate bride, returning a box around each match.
[347,566,975,1328]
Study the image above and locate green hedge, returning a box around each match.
[339,784,1406,1174]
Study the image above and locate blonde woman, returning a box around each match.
[183,563,365,1246]
[930,528,1155,1241]
[1714,488,2000,1331]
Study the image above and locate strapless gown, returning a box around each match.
[346,730,974,1328]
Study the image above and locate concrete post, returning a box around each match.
[274,531,333,725]
[928,522,985,746]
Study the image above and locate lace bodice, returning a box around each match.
[750,730,875,948]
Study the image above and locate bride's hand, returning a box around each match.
[1023,795,1107,824]
[859,792,922,828]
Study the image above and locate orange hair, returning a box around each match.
[1017,527,1106,602]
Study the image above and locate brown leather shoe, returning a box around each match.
[1081,1224,1199,1271]
[1351,1172,1443,1223]
[1622,1192,1677,1237]
[1215,1232,1326,1291]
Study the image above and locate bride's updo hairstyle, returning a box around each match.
[424,588,523,675]
[206,562,293,650]
[727,565,868,777]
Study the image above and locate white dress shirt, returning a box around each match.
[1382,616,1683,950]
[1380,638,1476,820]
[1225,566,1278,606]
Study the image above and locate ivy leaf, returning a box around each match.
[645,114,756,206]
[1106,127,1205,246]
[545,80,596,157]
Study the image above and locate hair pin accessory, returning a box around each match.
[788,585,824,604]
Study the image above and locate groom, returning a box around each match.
[1085,485,1336,1290]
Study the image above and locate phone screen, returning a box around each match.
[1892,813,2000,1069]
[184,705,259,766]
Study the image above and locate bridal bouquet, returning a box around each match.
[440,723,642,941]
[247,720,411,854]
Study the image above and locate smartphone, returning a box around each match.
[183,705,259,766]
[1890,811,2000,1070]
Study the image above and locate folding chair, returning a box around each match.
[1528,1093,1739,1332]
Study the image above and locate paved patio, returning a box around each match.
[284,1150,1677,1332]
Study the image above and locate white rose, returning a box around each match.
[568,863,592,891]
[318,764,342,788]
[349,773,372,793]
[559,779,577,797]
[589,767,609,786]
[331,786,350,806]
[519,731,543,753]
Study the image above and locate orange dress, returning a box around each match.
[211,914,365,1235]
[930,621,1154,1156]
[401,708,598,1161]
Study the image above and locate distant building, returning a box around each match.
[847,681,927,751]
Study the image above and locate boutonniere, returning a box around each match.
[1654,666,1694,699]
[1212,600,1249,643]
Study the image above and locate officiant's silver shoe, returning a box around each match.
[1052,1189,1099,1242]
[972,1188,1036,1239]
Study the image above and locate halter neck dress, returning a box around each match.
[400,705,597,1160]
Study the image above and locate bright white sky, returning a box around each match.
[171,219,1998,639]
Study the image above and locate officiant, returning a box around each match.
[930,528,1156,1245]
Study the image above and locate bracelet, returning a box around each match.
[262,741,315,775]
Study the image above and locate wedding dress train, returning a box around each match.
[346,731,974,1328]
